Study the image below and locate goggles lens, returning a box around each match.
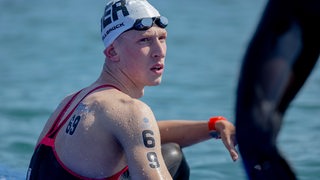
[131,16,168,31]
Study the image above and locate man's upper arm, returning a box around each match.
[110,99,171,179]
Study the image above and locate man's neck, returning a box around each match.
[95,65,145,99]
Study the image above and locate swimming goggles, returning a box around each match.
[129,16,168,31]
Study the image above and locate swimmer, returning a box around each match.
[27,0,238,179]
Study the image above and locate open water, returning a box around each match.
[1,0,320,179]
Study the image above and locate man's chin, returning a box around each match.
[147,80,162,86]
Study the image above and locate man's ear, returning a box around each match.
[103,45,119,61]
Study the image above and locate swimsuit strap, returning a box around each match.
[35,84,128,179]
[109,166,129,180]
[46,90,82,138]
[44,84,119,140]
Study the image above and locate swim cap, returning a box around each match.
[101,0,161,48]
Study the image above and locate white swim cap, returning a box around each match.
[101,0,161,48]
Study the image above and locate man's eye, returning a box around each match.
[159,36,166,42]
[139,38,150,43]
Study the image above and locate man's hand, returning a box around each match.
[215,120,239,161]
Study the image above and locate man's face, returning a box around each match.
[113,26,167,87]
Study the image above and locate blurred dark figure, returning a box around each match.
[235,0,320,179]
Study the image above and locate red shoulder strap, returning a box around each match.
[46,90,82,138]
[106,166,129,180]
[40,84,119,146]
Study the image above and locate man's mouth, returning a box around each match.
[151,64,163,71]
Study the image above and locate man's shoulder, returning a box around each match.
[112,95,152,119]
[90,91,156,136]
[88,90,152,120]
[91,90,147,109]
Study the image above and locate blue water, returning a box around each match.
[1,0,320,179]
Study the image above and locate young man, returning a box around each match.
[27,0,238,179]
